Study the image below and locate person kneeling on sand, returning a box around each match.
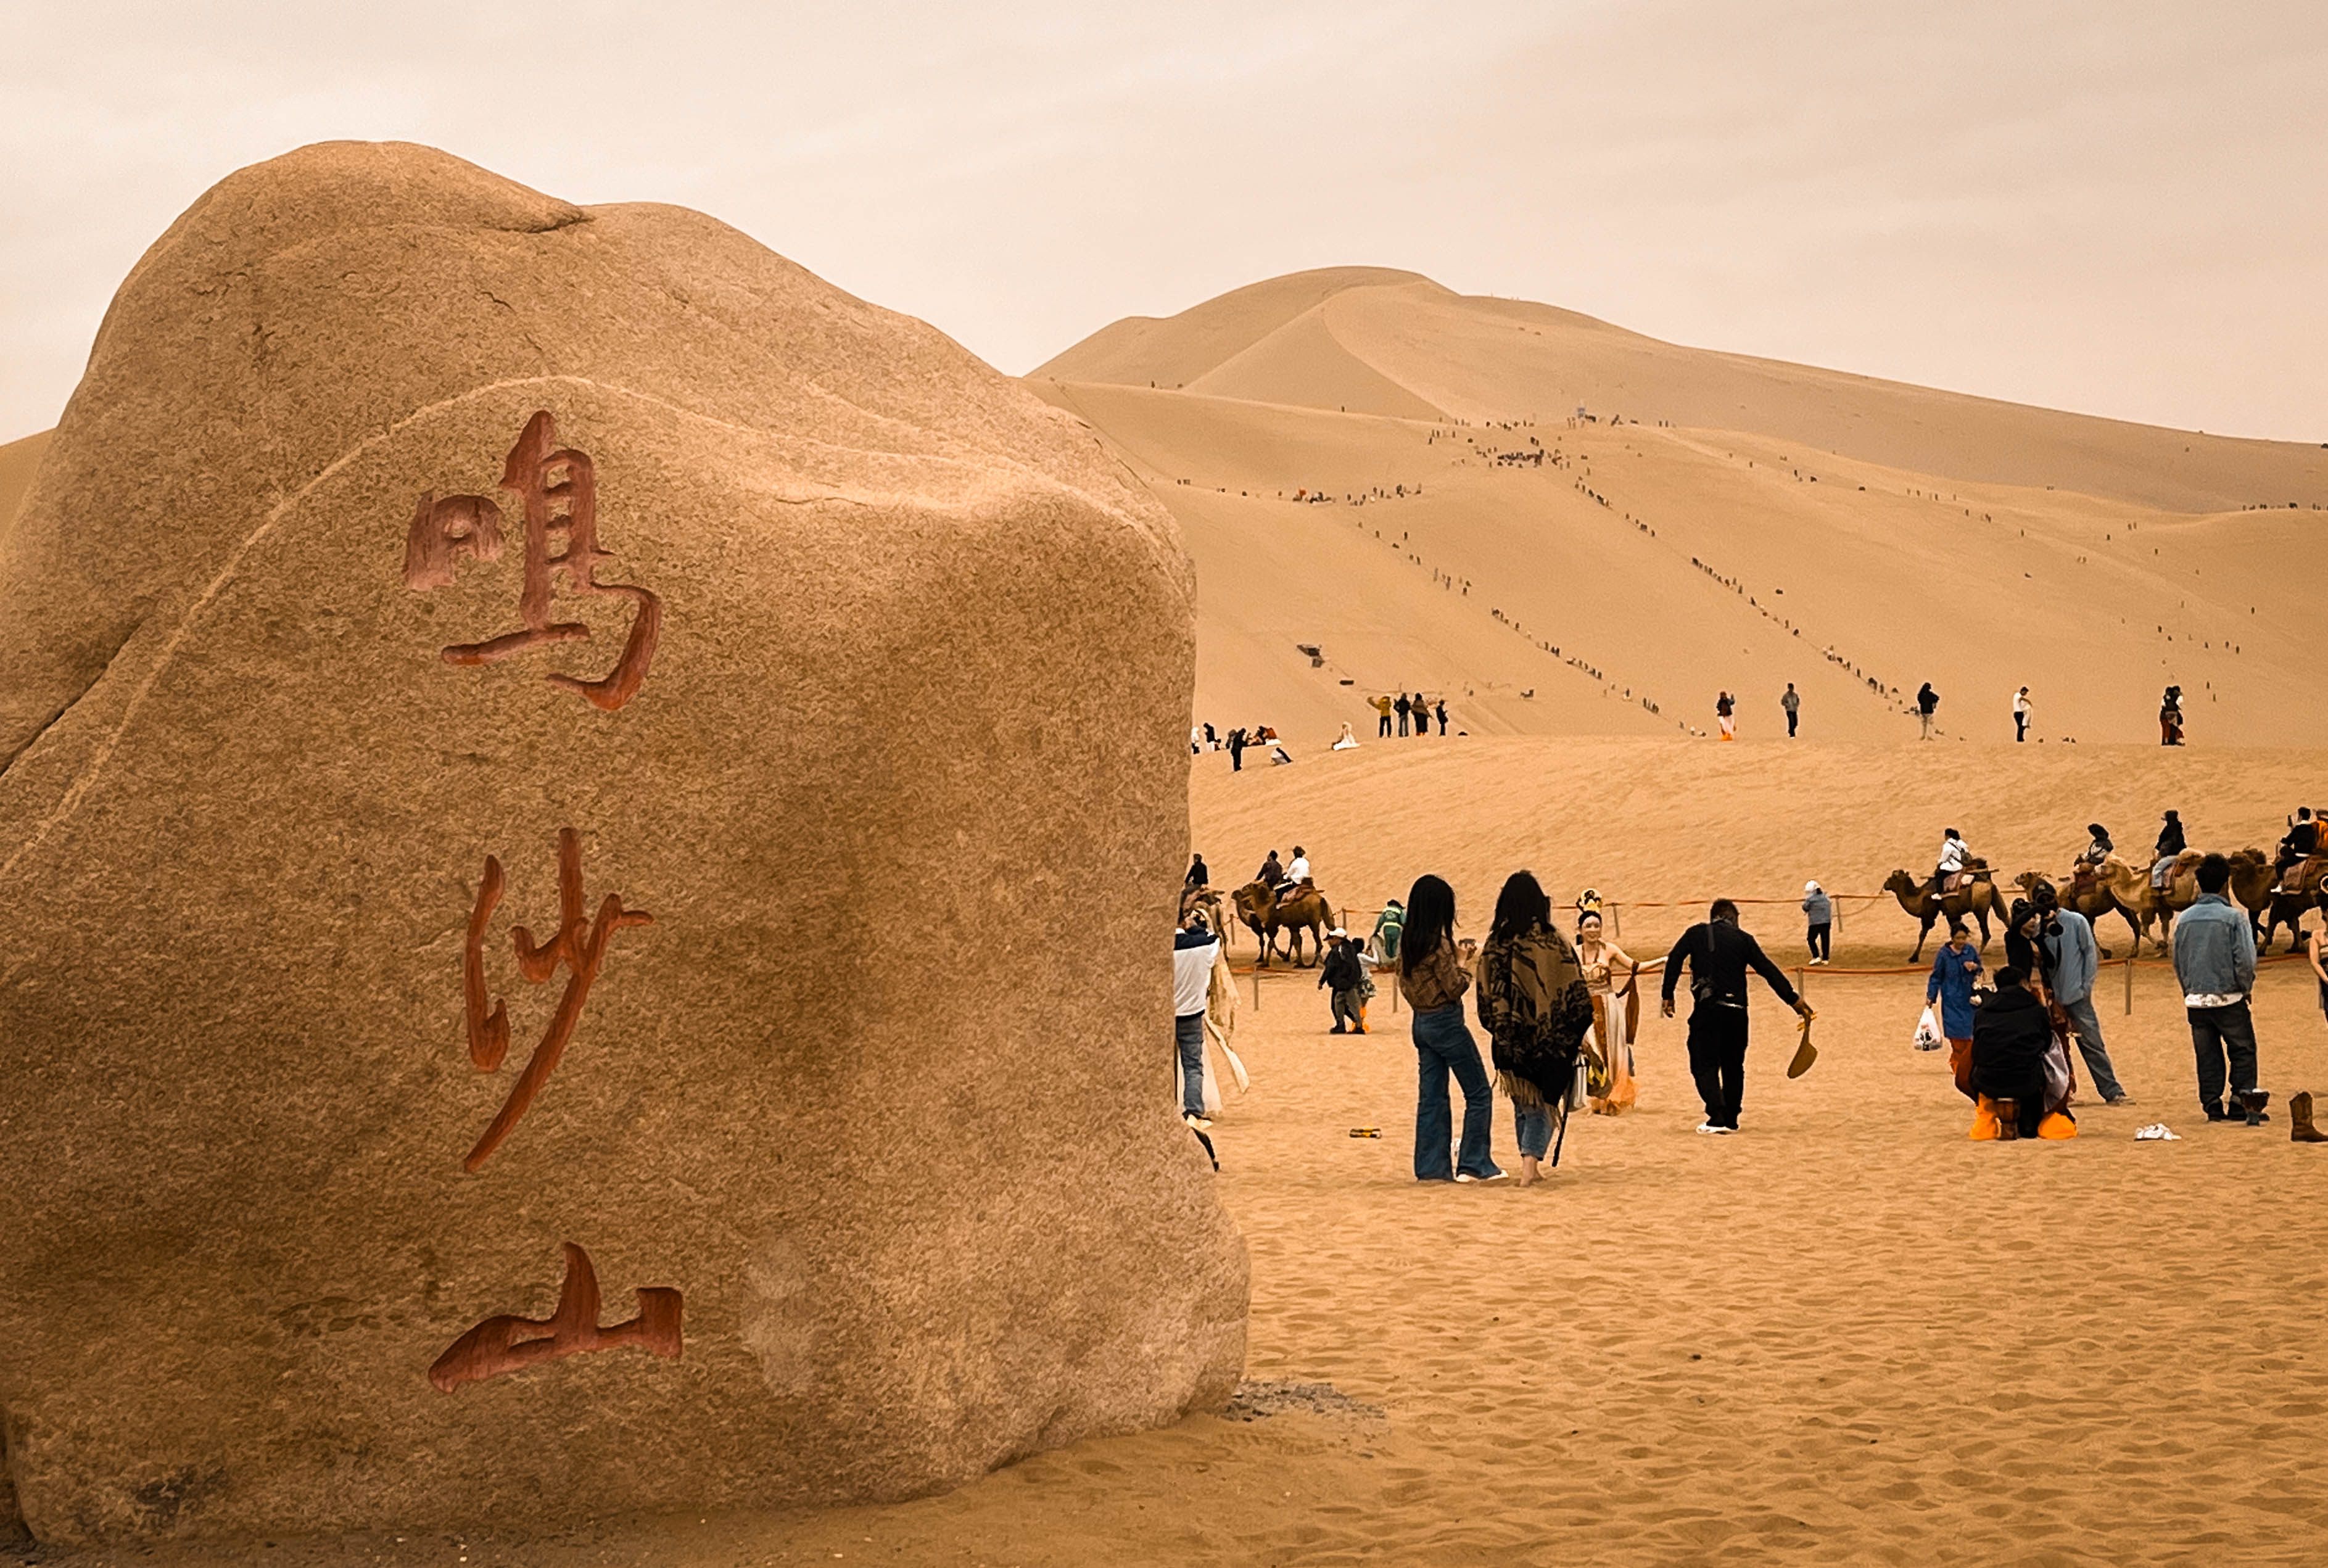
[1477,872,1594,1184]
[1969,967,2075,1141]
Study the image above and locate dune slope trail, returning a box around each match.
[1034,270,2328,748]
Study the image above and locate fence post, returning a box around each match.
[1252,970,1261,1011]
[2123,955,2134,1016]
[1611,902,1621,938]
[1833,901,1843,941]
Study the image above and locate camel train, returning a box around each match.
[1886,849,2328,962]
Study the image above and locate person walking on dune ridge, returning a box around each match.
[1781,682,1801,738]
[1716,691,1736,740]
[2013,686,2031,743]
[1917,682,1940,740]
[1395,692,1413,737]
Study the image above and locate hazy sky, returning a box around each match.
[4,0,2323,445]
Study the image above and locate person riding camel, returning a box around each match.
[2074,823,2113,880]
[2276,808,2319,883]
[1277,845,1312,897]
[2152,810,2186,892]
[1936,828,1976,894]
[1256,849,1284,889]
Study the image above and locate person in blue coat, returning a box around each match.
[1927,921,1985,1050]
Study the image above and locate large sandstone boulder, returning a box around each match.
[0,142,1245,1546]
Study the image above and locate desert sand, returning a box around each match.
[19,737,2328,1565]
[12,245,2328,1566]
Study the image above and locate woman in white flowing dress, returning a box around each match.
[1576,907,1657,1115]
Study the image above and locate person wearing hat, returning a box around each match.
[2152,810,2187,891]
[2074,823,2113,875]
[1801,880,1833,965]
[1319,927,1368,1034]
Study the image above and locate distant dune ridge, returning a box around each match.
[1032,268,2328,746]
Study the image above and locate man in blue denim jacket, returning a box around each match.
[2171,854,2264,1123]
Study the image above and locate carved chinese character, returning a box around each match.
[461,828,653,1172]
[429,1242,682,1393]
[405,410,662,711]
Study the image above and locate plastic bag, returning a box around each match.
[1912,1005,1944,1052]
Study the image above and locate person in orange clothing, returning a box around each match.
[1969,967,2076,1141]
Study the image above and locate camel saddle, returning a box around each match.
[1934,859,1990,896]
[1273,877,1317,908]
[2155,849,2204,902]
[2281,854,2328,896]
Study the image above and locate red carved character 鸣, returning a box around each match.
[405,410,662,711]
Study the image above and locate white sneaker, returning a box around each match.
[1695,1121,1720,1134]
[1454,1170,1509,1182]
[1711,1124,1736,1135]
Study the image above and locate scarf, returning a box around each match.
[1476,922,1594,1109]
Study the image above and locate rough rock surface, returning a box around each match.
[0,141,1245,1546]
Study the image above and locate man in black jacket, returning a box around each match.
[1660,900,1815,1133]
[1319,930,1368,1034]
[1971,967,2054,1139]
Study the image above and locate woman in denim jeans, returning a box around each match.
[1398,875,1505,1182]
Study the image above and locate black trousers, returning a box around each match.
[2015,713,2028,741]
[1687,1005,1751,1127]
[1378,714,1393,736]
[1786,709,1798,737]
[1806,922,1831,960]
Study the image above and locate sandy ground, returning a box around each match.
[27,738,2328,1567]
[34,933,2328,1567]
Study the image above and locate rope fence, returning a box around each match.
[1229,937,2316,1017]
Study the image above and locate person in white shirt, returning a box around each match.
[1174,912,1222,1126]
[1936,829,1973,891]
[2012,687,2031,743]
[1286,848,1311,888]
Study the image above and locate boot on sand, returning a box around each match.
[2239,1089,2273,1127]
[1995,1099,2020,1142]
[2292,1092,2328,1144]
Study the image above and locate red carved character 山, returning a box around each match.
[404,410,662,710]
[429,1242,682,1393]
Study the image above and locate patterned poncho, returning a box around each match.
[1475,922,1595,1109]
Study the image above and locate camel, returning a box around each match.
[2247,850,2328,952]
[1231,880,1334,967]
[2012,870,2135,959]
[2092,851,2205,953]
[1179,884,1229,947]
[1883,867,2010,960]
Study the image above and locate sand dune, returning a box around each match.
[1033,271,2328,748]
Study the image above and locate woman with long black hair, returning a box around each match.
[1398,874,1503,1182]
[1479,872,1595,1182]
